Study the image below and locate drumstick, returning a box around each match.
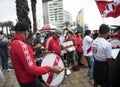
[62,67,71,70]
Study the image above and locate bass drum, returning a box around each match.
[41,53,65,87]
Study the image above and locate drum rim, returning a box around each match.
[41,52,65,87]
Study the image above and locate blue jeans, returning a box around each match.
[86,56,94,80]
[89,56,94,80]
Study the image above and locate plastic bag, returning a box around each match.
[0,66,6,82]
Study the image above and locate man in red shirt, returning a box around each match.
[75,31,84,66]
[9,22,63,87]
[45,30,62,55]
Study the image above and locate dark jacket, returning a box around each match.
[109,51,120,87]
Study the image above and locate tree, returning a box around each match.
[0,21,14,37]
[31,0,37,33]
[2,21,14,37]
[16,0,31,29]
[16,0,33,44]
[0,22,4,31]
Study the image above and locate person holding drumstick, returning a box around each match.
[9,22,63,87]
[45,29,62,55]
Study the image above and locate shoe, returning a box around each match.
[89,79,94,85]
[66,70,71,76]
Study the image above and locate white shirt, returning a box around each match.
[92,37,112,61]
[59,35,65,44]
[83,35,93,56]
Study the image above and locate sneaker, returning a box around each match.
[66,70,71,76]
[89,79,94,85]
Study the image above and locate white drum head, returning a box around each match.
[112,49,120,59]
[41,53,65,87]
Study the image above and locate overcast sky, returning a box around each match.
[0,0,120,30]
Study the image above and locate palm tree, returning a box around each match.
[31,0,52,33]
[0,22,4,31]
[2,21,14,37]
[15,0,31,29]
[31,0,37,33]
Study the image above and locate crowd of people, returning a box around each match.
[0,22,120,87]
[0,29,11,72]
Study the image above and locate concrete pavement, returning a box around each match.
[0,68,94,87]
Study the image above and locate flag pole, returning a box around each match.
[101,15,105,24]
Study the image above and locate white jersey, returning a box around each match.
[83,35,93,56]
[92,37,112,61]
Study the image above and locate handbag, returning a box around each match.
[0,65,6,82]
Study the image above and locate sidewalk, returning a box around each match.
[0,68,94,87]
[0,69,19,87]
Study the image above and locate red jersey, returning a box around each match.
[45,36,61,55]
[9,34,51,84]
[75,35,83,52]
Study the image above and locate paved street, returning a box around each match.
[0,67,94,87]
[0,56,97,87]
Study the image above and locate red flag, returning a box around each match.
[95,0,120,18]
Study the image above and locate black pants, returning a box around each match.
[77,51,82,64]
[66,52,75,67]
[94,60,110,87]
[19,79,48,87]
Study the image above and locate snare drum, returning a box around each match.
[41,53,65,87]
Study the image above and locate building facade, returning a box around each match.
[42,0,72,29]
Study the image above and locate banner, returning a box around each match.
[96,0,120,18]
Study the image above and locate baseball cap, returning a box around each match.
[54,30,62,37]
[15,22,31,32]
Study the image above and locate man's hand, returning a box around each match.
[34,43,42,49]
[50,66,63,74]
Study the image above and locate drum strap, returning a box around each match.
[46,56,60,84]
